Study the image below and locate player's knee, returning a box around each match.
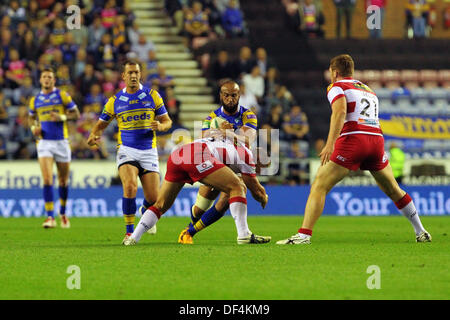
[229,179,246,197]
[123,182,138,197]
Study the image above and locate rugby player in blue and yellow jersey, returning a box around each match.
[178,80,270,244]
[87,60,172,243]
[28,67,81,229]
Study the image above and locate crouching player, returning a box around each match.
[123,136,270,245]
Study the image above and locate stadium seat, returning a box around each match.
[362,69,381,83]
[400,70,419,84]
[353,70,363,81]
[428,87,447,100]
[374,87,392,100]
[438,70,450,85]
[381,70,400,88]
[419,69,439,87]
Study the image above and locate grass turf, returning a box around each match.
[0,216,448,300]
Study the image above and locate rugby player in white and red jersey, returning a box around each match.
[123,136,270,246]
[277,54,431,244]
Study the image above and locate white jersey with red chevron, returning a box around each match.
[327,78,382,137]
[196,137,256,177]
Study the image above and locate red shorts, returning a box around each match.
[165,142,226,184]
[331,134,389,171]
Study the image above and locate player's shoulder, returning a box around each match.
[241,106,256,117]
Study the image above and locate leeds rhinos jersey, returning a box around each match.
[99,84,168,150]
[197,137,256,177]
[29,88,77,140]
[202,106,257,132]
[327,78,382,137]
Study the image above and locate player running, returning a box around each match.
[277,54,431,244]
[123,136,270,246]
[29,67,80,228]
[177,81,269,244]
[87,60,172,243]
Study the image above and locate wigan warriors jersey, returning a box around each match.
[327,78,382,137]
[197,137,256,177]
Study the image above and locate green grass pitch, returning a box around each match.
[0,216,448,300]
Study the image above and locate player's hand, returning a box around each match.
[150,121,162,131]
[259,193,268,209]
[219,121,233,130]
[50,111,64,122]
[319,143,334,166]
[30,125,42,137]
[87,134,101,148]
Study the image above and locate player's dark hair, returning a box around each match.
[40,67,55,76]
[121,59,142,73]
[330,54,354,77]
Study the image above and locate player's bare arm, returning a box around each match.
[87,119,110,148]
[320,96,346,166]
[241,174,268,209]
[49,107,80,122]
[28,113,41,137]
[150,113,172,132]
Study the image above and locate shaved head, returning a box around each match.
[220,81,240,114]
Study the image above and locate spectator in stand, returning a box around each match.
[164,87,181,127]
[5,48,28,90]
[233,46,255,79]
[127,21,141,47]
[7,0,26,28]
[242,65,265,103]
[19,30,40,63]
[238,82,260,115]
[121,0,136,27]
[73,48,87,79]
[151,66,175,99]
[101,0,118,29]
[88,16,106,53]
[308,138,325,158]
[131,34,156,63]
[255,47,275,78]
[366,0,387,39]
[211,50,234,82]
[76,64,100,97]
[84,83,106,115]
[164,0,187,35]
[11,106,34,159]
[112,15,130,56]
[0,134,7,159]
[146,50,159,76]
[0,91,10,125]
[0,29,14,68]
[26,0,41,26]
[333,0,356,39]
[50,18,67,46]
[33,20,50,46]
[43,1,65,27]
[14,76,37,106]
[15,21,29,41]
[222,0,245,38]
[60,32,79,65]
[69,14,89,47]
[95,32,117,69]
[56,64,72,90]
[406,0,429,38]
[266,85,295,113]
[264,67,279,101]
[184,1,211,42]
[282,105,310,142]
[299,0,325,38]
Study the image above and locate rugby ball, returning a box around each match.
[210,117,227,129]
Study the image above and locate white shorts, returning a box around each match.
[37,139,71,163]
[116,145,160,174]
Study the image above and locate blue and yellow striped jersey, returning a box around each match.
[99,85,168,150]
[202,106,257,131]
[29,88,77,140]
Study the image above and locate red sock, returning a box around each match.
[298,228,312,236]
[149,206,162,219]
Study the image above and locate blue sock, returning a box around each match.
[123,197,136,234]
[140,198,153,215]
[188,206,226,236]
[58,186,68,215]
[43,185,54,218]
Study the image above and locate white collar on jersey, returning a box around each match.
[122,83,143,93]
